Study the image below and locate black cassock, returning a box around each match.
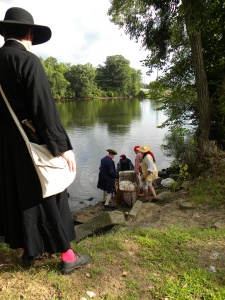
[0,41,75,257]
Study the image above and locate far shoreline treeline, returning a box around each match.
[40,54,146,101]
[55,95,142,102]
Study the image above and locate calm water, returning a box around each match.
[56,98,172,211]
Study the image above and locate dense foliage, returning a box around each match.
[40,55,143,100]
[96,55,142,97]
[108,0,225,166]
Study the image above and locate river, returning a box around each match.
[56,98,172,211]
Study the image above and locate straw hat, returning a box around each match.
[137,145,151,153]
[0,7,51,45]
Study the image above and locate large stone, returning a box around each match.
[179,201,196,209]
[127,200,143,220]
[74,211,126,242]
[181,181,191,190]
[211,221,225,229]
[157,191,174,201]
[161,178,175,188]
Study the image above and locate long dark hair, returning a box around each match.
[143,151,156,162]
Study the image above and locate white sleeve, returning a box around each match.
[145,157,154,173]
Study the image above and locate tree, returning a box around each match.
[130,68,142,95]
[96,55,142,96]
[96,55,131,96]
[108,0,225,159]
[65,63,100,99]
[41,57,70,99]
[181,0,211,157]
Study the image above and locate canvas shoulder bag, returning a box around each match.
[0,85,76,198]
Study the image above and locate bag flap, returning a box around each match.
[30,143,67,168]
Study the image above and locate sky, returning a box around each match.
[0,0,157,83]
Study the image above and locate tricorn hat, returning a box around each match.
[0,7,51,45]
[137,145,151,153]
[106,149,117,155]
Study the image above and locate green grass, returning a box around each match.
[132,227,225,299]
[2,159,225,299]
[189,177,225,207]
[1,226,225,299]
[188,160,225,208]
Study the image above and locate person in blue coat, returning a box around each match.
[97,149,119,207]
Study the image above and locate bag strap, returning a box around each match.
[0,84,30,147]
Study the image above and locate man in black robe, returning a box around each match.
[0,7,90,274]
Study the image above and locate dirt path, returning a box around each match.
[73,194,225,230]
[126,200,225,229]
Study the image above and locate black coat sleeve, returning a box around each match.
[24,54,72,156]
[0,42,72,157]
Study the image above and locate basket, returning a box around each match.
[121,190,138,207]
[119,170,137,183]
[119,171,139,207]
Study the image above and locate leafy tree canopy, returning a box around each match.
[96,55,142,96]
[40,54,143,99]
[108,0,225,160]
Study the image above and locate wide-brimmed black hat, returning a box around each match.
[0,7,51,45]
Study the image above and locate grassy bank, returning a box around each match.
[1,225,225,299]
[1,158,225,299]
